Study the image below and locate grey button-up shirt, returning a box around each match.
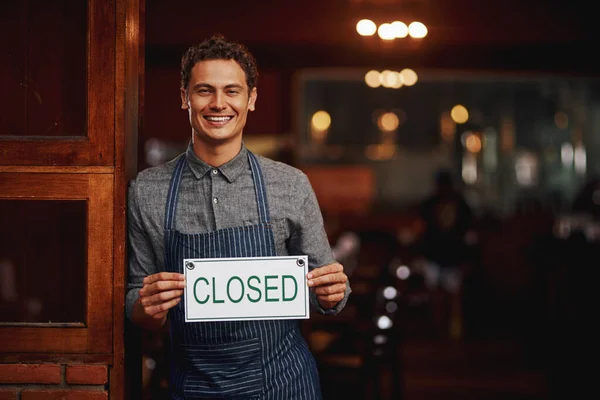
[126,142,350,320]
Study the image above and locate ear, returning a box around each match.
[248,87,257,112]
[180,88,189,110]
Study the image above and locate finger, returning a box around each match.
[307,272,348,287]
[140,279,186,296]
[145,297,181,317]
[312,283,347,296]
[143,272,185,285]
[307,263,344,279]
[140,289,184,307]
[317,292,345,306]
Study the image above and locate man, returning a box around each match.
[126,34,350,399]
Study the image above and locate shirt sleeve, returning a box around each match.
[287,174,351,316]
[125,178,159,321]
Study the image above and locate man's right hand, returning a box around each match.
[133,272,186,331]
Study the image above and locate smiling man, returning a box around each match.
[126,34,351,399]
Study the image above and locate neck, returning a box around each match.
[192,136,242,167]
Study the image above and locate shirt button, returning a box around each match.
[213,198,218,204]
[211,169,218,175]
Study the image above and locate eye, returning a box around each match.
[227,89,240,95]
[196,88,211,95]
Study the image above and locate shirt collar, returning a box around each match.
[185,141,249,183]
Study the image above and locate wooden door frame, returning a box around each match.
[0,0,116,167]
[0,1,143,398]
[0,171,114,356]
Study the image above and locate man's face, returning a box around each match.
[181,59,257,146]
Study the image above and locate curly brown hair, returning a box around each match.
[180,34,258,92]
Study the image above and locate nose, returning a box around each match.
[209,92,226,111]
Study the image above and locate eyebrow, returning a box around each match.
[191,83,245,91]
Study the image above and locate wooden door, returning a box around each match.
[0,0,142,398]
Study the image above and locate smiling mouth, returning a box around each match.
[204,116,233,123]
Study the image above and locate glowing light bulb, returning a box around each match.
[356,19,377,36]
[408,21,428,38]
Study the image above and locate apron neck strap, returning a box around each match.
[164,155,187,230]
[247,151,271,225]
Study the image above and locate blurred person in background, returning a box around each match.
[413,168,475,339]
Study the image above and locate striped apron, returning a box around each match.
[164,152,322,400]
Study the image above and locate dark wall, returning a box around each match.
[143,0,599,159]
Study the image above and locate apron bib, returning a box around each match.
[163,152,321,400]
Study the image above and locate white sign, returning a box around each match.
[183,256,309,322]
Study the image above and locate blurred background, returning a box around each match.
[2,0,598,399]
[136,1,599,398]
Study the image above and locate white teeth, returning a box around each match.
[205,116,232,122]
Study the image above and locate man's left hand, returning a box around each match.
[307,262,348,309]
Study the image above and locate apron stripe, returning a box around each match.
[247,226,255,257]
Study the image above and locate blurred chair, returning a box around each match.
[307,230,405,399]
